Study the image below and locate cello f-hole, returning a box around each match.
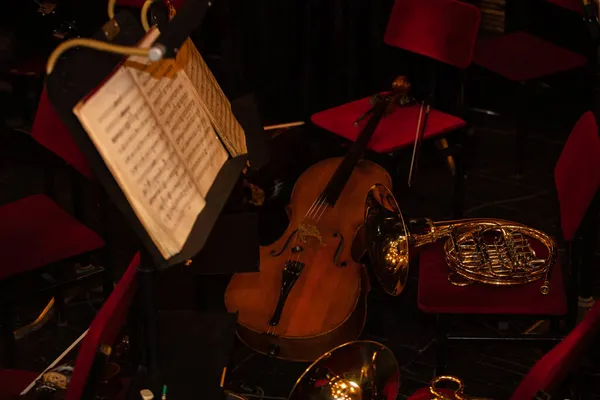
[269,229,299,257]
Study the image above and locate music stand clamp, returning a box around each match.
[45,1,267,396]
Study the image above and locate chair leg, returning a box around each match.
[435,138,456,176]
[434,315,449,376]
[0,303,17,367]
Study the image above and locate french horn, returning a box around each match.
[428,376,491,400]
[289,340,400,400]
[364,184,557,296]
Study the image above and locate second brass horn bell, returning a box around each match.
[289,340,400,400]
[364,184,557,296]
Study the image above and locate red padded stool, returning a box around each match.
[473,31,587,175]
[418,240,567,316]
[311,0,480,215]
[312,101,467,154]
[0,252,139,400]
[312,0,480,149]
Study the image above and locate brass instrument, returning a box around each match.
[289,340,399,400]
[429,376,491,400]
[364,184,557,296]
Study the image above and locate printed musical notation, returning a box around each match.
[182,39,248,157]
[75,66,217,258]
[130,66,228,197]
[73,27,245,259]
[127,28,247,157]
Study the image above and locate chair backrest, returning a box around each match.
[31,88,94,180]
[510,301,600,399]
[554,111,600,241]
[384,0,481,69]
[66,252,140,400]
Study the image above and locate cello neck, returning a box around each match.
[319,97,388,207]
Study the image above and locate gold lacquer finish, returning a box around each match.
[429,376,491,400]
[365,185,557,295]
[289,340,399,400]
[365,186,410,296]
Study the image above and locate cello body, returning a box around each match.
[225,157,391,361]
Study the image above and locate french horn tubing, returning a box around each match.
[364,184,557,296]
[429,376,492,400]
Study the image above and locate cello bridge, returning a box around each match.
[298,223,323,244]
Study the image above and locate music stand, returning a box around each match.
[45,2,267,396]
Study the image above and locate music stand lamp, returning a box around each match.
[45,1,266,396]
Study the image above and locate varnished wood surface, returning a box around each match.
[225,158,391,357]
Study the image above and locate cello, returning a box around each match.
[225,78,410,361]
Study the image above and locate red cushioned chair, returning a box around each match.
[0,252,139,399]
[417,111,600,371]
[1,110,106,366]
[472,3,588,175]
[33,86,119,281]
[554,111,600,308]
[407,300,600,399]
[311,0,481,216]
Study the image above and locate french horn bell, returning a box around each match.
[364,184,557,296]
[288,340,400,400]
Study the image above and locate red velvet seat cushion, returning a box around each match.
[417,241,567,315]
[554,112,600,241]
[31,89,94,180]
[473,32,587,82]
[0,369,40,399]
[0,195,105,281]
[312,99,466,153]
[408,387,457,400]
[546,0,582,14]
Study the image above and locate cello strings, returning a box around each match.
[282,194,327,267]
[287,195,330,265]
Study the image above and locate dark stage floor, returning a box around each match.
[1,73,599,399]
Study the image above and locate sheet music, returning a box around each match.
[129,66,228,197]
[182,38,248,157]
[128,28,246,157]
[74,68,206,258]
